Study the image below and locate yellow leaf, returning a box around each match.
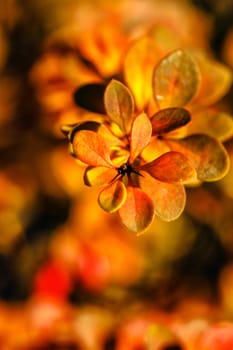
[98,181,127,213]
[124,36,160,110]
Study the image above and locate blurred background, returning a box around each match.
[0,0,233,349]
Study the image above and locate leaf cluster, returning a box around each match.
[63,40,232,233]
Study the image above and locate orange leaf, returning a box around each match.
[84,166,118,186]
[140,151,196,183]
[153,49,200,108]
[129,112,152,163]
[72,130,113,167]
[168,134,230,181]
[118,186,155,233]
[140,173,186,221]
[98,180,127,213]
[104,79,134,134]
[151,107,191,135]
[124,36,160,110]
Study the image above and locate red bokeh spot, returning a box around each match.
[33,260,73,300]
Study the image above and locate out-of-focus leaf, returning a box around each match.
[124,36,159,110]
[72,130,113,167]
[223,28,233,67]
[186,109,233,141]
[139,151,196,183]
[168,134,230,181]
[84,166,118,186]
[140,173,186,221]
[149,25,180,54]
[145,324,182,350]
[129,112,152,163]
[77,21,128,77]
[62,121,101,142]
[73,83,106,114]
[151,107,191,135]
[98,180,127,213]
[118,186,154,233]
[104,79,134,134]
[190,49,233,106]
[153,49,200,108]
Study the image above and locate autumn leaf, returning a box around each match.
[118,186,155,233]
[168,134,230,181]
[72,130,113,167]
[139,151,196,183]
[151,107,191,135]
[84,166,118,186]
[129,112,152,163]
[153,49,200,108]
[140,173,186,221]
[98,180,127,212]
[104,79,134,134]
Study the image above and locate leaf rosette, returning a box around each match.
[65,80,199,233]
[63,45,231,233]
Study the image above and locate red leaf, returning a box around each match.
[118,186,155,233]
[104,79,134,134]
[129,112,152,163]
[72,130,113,167]
[139,151,196,183]
[151,107,191,135]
